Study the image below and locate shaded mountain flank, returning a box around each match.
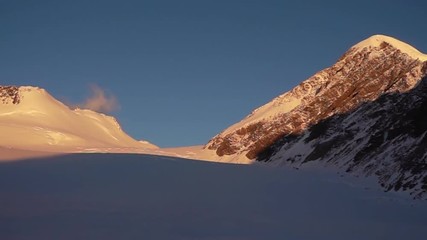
[259,76,427,198]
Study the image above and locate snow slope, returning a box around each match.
[0,153,426,240]
[0,86,157,153]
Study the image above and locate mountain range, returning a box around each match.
[1,34,426,197]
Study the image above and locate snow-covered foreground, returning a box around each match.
[0,154,426,240]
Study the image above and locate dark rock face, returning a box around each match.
[260,76,427,198]
[0,86,21,104]
[206,41,427,160]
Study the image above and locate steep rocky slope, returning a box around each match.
[261,76,427,198]
[204,35,427,197]
[205,35,427,161]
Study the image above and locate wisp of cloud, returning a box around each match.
[79,84,119,113]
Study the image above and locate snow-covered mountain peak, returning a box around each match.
[2,86,69,111]
[203,35,427,197]
[205,35,427,162]
[352,34,427,61]
[0,85,158,152]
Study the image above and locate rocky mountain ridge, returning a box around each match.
[204,34,427,197]
[205,35,427,160]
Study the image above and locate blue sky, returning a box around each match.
[1,0,427,147]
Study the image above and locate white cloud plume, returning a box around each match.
[79,84,119,113]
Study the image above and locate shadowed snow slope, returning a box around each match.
[0,86,157,153]
[0,153,426,240]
